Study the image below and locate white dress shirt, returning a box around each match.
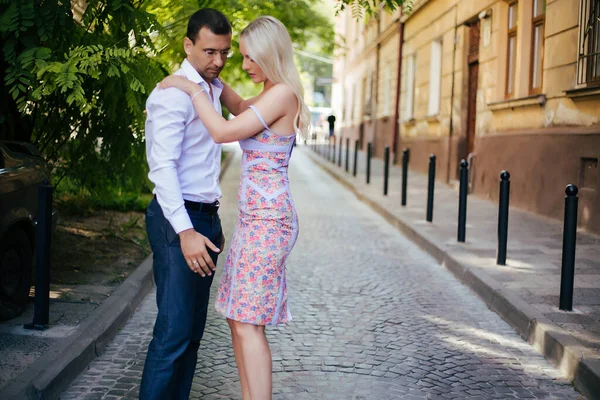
[145,59,223,234]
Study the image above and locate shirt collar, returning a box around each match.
[181,59,224,90]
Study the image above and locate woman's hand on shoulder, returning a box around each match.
[158,75,197,96]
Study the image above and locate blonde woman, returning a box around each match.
[160,16,309,399]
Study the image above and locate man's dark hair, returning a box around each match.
[187,8,232,43]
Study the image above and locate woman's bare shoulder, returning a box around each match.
[270,83,296,100]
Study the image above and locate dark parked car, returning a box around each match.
[0,141,55,321]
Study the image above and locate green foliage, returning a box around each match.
[0,0,165,200]
[0,0,334,211]
[334,0,412,18]
[144,0,335,99]
[55,174,154,216]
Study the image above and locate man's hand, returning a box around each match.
[179,229,220,277]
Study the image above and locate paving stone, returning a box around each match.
[61,149,585,399]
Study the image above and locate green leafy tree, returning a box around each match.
[0,0,336,205]
[144,0,334,99]
[0,0,165,198]
[335,0,412,17]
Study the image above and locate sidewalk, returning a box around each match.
[305,144,600,399]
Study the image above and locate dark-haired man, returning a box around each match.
[140,8,232,399]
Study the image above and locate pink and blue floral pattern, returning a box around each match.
[215,105,298,326]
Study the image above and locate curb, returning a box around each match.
[1,255,154,400]
[306,148,600,400]
[1,149,237,400]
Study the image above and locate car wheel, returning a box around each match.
[0,229,33,321]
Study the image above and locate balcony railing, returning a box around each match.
[577,0,600,85]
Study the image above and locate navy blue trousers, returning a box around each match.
[140,198,222,400]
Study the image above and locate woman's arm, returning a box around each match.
[159,75,296,143]
[219,80,259,116]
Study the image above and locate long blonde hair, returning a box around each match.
[241,16,310,136]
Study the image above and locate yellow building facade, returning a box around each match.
[331,0,600,234]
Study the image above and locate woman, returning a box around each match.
[159,16,309,400]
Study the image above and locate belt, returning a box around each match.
[154,195,219,214]
[184,199,220,213]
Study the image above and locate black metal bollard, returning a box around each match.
[332,137,336,164]
[457,159,469,242]
[401,148,410,206]
[345,138,350,172]
[353,140,358,177]
[559,184,579,311]
[497,171,511,265]
[331,139,335,163]
[366,142,372,184]
[426,154,436,222]
[338,136,343,167]
[25,183,53,330]
[384,146,390,196]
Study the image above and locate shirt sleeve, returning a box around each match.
[146,88,193,234]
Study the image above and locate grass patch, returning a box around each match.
[55,190,154,217]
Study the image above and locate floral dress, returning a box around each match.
[215,105,298,325]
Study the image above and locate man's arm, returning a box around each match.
[146,89,220,276]
[147,88,193,233]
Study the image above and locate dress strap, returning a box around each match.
[248,105,269,131]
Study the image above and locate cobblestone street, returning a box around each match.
[61,147,585,399]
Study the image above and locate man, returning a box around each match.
[140,9,232,399]
[327,114,336,138]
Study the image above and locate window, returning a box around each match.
[506,1,518,97]
[530,0,546,93]
[405,54,416,120]
[428,39,442,116]
[577,0,600,85]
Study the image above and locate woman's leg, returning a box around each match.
[228,319,251,400]
[230,320,272,400]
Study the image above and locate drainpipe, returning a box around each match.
[446,5,459,183]
[392,11,404,164]
[372,14,381,156]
